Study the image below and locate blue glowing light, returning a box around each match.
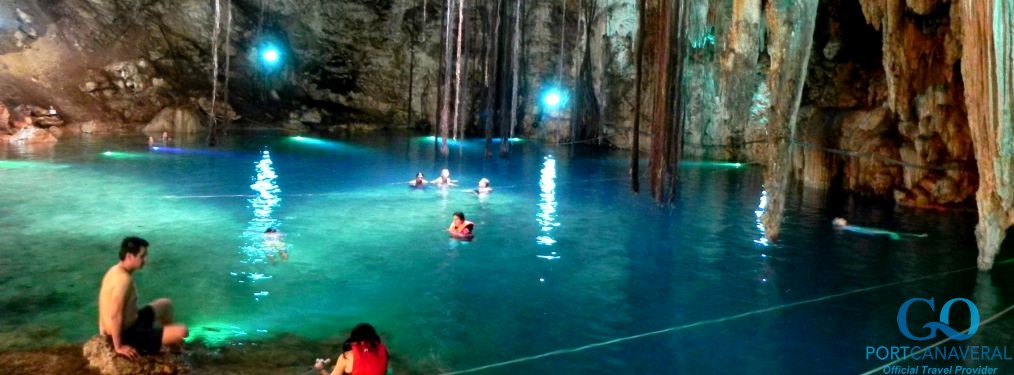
[262,47,280,64]
[544,92,561,107]
[541,87,569,110]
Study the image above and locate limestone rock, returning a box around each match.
[48,126,63,139]
[9,126,58,144]
[144,106,203,134]
[79,120,105,134]
[0,102,10,133]
[300,108,322,124]
[82,335,188,375]
[197,97,239,122]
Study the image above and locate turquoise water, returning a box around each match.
[1,132,1013,374]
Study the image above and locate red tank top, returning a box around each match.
[350,342,388,375]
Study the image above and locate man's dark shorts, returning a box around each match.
[121,305,163,354]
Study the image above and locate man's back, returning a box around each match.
[98,264,138,335]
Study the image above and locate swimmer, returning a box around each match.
[474,178,492,195]
[408,172,428,188]
[147,136,155,148]
[264,228,288,261]
[431,169,458,187]
[832,218,928,240]
[447,211,474,240]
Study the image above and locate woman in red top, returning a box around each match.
[316,323,389,375]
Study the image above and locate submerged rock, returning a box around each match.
[82,335,188,375]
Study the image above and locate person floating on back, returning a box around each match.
[475,178,492,195]
[98,237,188,358]
[832,217,928,240]
[408,172,428,188]
[448,211,475,240]
[314,323,389,375]
[431,169,458,187]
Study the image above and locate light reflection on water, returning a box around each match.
[234,150,283,300]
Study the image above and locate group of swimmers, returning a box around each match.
[410,168,492,241]
[409,168,493,195]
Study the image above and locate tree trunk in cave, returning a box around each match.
[631,0,646,193]
[759,0,819,242]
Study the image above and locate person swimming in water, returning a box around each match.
[264,228,288,261]
[832,218,928,240]
[408,172,428,188]
[447,211,474,240]
[431,169,458,187]
[474,178,492,195]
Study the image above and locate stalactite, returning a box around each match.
[439,0,456,155]
[759,0,819,241]
[630,0,646,193]
[960,0,1013,271]
[208,0,221,147]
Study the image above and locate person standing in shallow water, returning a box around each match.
[98,237,188,358]
[315,323,389,375]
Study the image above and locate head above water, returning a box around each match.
[453,211,465,222]
[415,172,425,179]
[119,236,149,261]
[440,169,450,178]
[479,178,490,188]
[265,227,278,234]
[832,218,847,228]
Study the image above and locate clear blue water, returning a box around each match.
[1,132,1012,374]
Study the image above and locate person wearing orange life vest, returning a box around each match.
[447,211,474,240]
[314,323,389,375]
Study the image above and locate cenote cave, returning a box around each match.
[0,0,1013,374]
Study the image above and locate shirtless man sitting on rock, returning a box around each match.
[98,237,188,358]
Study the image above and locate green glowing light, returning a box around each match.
[680,161,748,169]
[100,151,148,160]
[418,136,464,146]
[0,160,70,169]
[185,322,249,346]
